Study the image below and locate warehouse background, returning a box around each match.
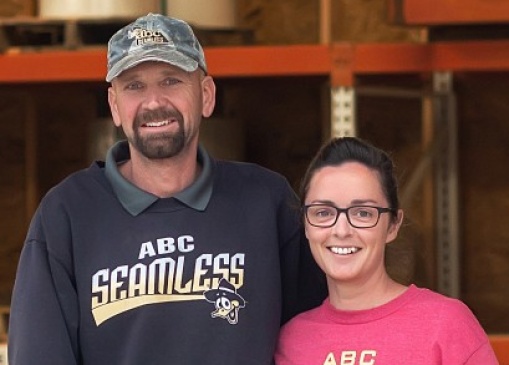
[0,0,508,341]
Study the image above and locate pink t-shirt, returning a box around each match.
[275,285,498,365]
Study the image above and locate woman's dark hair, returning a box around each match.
[300,137,400,219]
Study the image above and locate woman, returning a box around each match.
[275,137,498,365]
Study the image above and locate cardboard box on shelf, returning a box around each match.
[38,0,159,18]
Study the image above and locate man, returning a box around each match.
[8,13,325,365]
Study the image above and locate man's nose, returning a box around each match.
[144,87,166,109]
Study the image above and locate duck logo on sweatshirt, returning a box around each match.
[204,278,246,324]
[90,234,246,326]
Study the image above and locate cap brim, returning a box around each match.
[106,49,199,82]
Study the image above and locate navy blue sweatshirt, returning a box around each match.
[9,141,325,365]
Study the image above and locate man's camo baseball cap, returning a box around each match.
[106,13,207,82]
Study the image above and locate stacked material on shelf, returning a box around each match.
[166,0,236,29]
[38,0,159,19]
[0,343,7,365]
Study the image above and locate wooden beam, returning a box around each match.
[0,306,8,342]
[24,94,38,221]
[319,0,332,45]
[421,92,437,288]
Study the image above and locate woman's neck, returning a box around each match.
[327,274,407,311]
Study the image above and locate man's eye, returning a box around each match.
[125,82,143,90]
[162,78,180,86]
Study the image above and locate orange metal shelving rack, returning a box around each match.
[388,0,509,25]
[2,40,509,84]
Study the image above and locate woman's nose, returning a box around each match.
[331,212,353,236]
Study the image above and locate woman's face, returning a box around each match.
[304,162,402,286]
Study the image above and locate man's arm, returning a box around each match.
[9,213,80,365]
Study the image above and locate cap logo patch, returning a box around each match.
[128,27,173,48]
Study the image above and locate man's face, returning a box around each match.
[108,61,215,160]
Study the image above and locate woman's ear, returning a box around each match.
[201,75,216,118]
[386,209,404,244]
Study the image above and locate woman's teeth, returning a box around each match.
[330,247,360,255]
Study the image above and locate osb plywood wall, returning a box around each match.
[0,94,28,305]
[332,0,422,42]
[355,73,509,333]
[237,0,421,44]
[455,73,509,333]
[238,0,320,44]
[0,86,96,304]
[0,0,34,17]
[354,77,430,288]
[220,77,326,188]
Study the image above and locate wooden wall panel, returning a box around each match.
[456,73,509,333]
[237,0,422,45]
[238,0,320,44]
[0,93,29,304]
[0,85,98,305]
[334,0,422,42]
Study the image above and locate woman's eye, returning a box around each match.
[316,209,333,218]
[353,208,374,219]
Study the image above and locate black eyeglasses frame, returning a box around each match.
[302,204,396,229]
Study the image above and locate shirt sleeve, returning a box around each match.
[464,341,499,365]
[437,298,498,365]
[8,211,80,365]
[277,180,327,324]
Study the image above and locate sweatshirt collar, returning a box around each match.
[104,140,213,216]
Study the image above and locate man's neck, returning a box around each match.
[119,146,201,198]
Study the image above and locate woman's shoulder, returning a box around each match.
[410,286,495,362]
[408,285,483,327]
[411,286,471,310]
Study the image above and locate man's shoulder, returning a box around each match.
[215,159,286,182]
[42,162,107,202]
[208,160,298,209]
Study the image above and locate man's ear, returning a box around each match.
[201,75,216,118]
[108,86,122,127]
